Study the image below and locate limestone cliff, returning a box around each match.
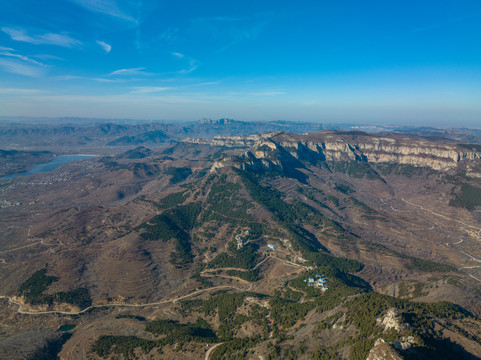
[184,130,481,175]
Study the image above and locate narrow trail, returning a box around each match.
[0,284,249,316]
[0,238,57,254]
[0,254,309,317]
[200,273,253,291]
[399,197,481,271]
[253,256,270,270]
[401,197,478,229]
[287,284,307,303]
[205,342,224,360]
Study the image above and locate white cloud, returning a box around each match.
[96,40,112,53]
[33,54,64,61]
[0,46,15,51]
[251,90,286,96]
[0,50,46,66]
[178,59,198,74]
[1,27,82,47]
[30,93,209,105]
[108,67,149,76]
[70,0,138,23]
[0,58,45,77]
[171,52,184,58]
[0,87,46,95]
[56,74,129,83]
[130,86,173,94]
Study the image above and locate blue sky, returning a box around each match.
[0,0,480,126]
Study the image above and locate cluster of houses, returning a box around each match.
[235,230,250,249]
[304,274,328,291]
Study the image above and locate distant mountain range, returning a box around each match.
[1,118,480,151]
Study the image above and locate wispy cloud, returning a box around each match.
[0,47,48,77]
[188,80,223,87]
[1,27,82,47]
[33,54,64,61]
[108,67,149,76]
[0,58,45,77]
[70,0,138,23]
[156,28,179,43]
[96,40,112,53]
[0,46,15,51]
[171,52,184,58]
[178,59,198,74]
[251,89,286,96]
[31,93,209,105]
[0,87,46,95]
[130,86,173,94]
[0,49,46,66]
[56,74,123,83]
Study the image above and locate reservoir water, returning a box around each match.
[2,155,96,180]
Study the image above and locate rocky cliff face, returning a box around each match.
[184,130,481,174]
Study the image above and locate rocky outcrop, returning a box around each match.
[367,338,404,360]
[185,130,481,174]
[377,308,403,332]
[184,132,279,148]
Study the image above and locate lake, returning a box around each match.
[2,155,96,180]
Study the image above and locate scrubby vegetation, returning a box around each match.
[270,266,369,329]
[303,252,363,273]
[115,314,146,321]
[209,243,259,270]
[238,170,324,253]
[345,292,472,360]
[17,268,92,308]
[449,183,481,210]
[331,161,384,181]
[210,336,262,360]
[156,190,188,208]
[93,319,217,358]
[17,268,57,303]
[226,269,260,281]
[166,166,192,183]
[375,163,434,178]
[349,196,377,215]
[50,287,92,308]
[205,174,253,219]
[93,335,157,357]
[334,183,354,194]
[138,202,201,266]
[181,292,250,338]
[406,256,458,273]
[146,319,216,339]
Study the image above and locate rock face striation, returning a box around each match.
[183,130,481,175]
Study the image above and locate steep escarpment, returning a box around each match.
[184,130,481,175]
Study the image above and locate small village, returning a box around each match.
[235,229,250,249]
[304,274,328,292]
